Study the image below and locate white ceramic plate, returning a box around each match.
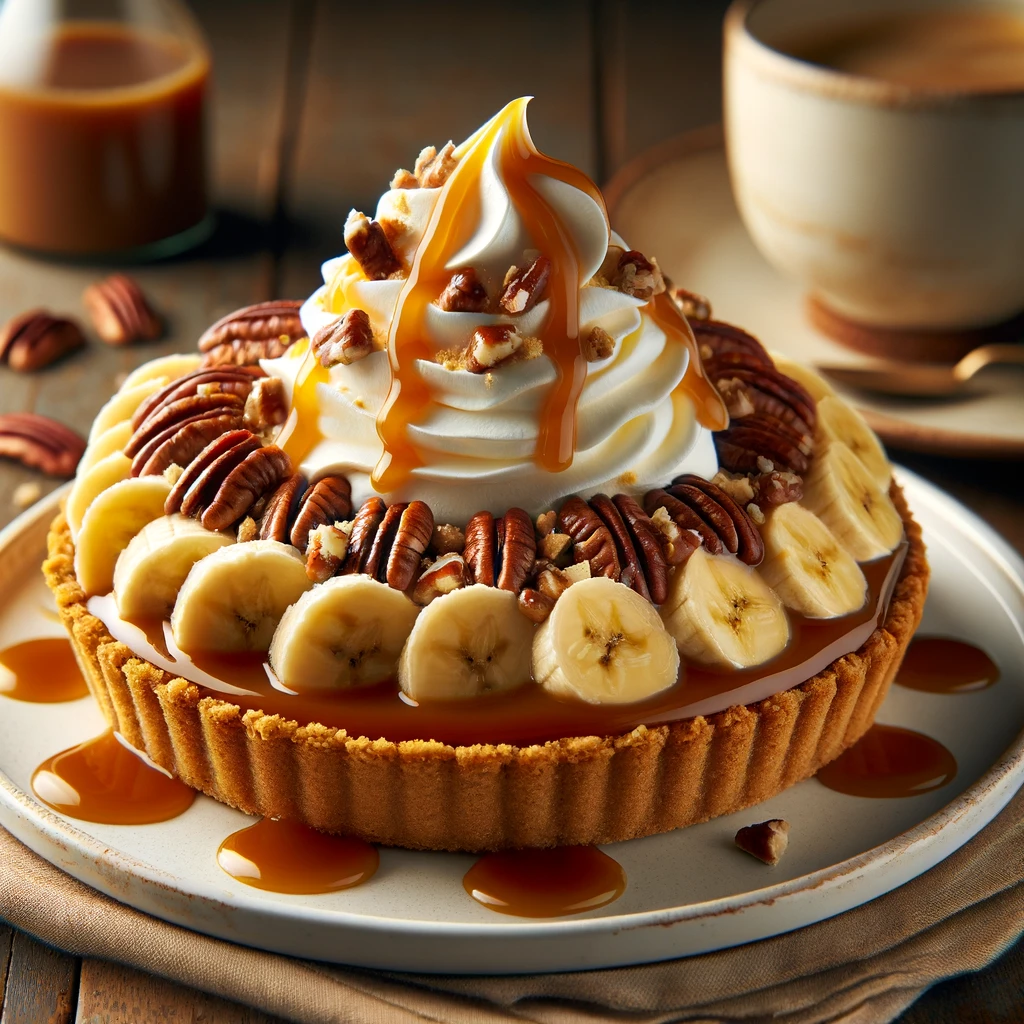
[606,131,1024,458]
[1,474,1023,974]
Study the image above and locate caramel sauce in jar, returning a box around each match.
[0,23,208,254]
[32,729,195,824]
[896,636,999,694]
[0,637,89,703]
[217,817,379,894]
[817,724,957,798]
[464,846,626,917]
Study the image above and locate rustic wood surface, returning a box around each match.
[0,1,1021,1021]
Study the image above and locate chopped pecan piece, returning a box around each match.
[753,470,804,509]
[198,300,305,355]
[467,325,522,372]
[615,250,665,300]
[344,210,402,281]
[243,377,289,433]
[535,510,556,537]
[438,268,489,313]
[539,530,572,566]
[260,473,308,543]
[735,819,790,865]
[312,309,374,369]
[496,507,536,593]
[342,497,387,575]
[670,286,712,321]
[463,511,496,586]
[431,522,465,555]
[83,274,161,345]
[200,445,292,532]
[0,311,85,372]
[518,587,555,623]
[13,481,42,508]
[0,413,85,477]
[166,429,260,516]
[582,325,614,362]
[558,496,620,579]
[290,475,353,552]
[305,523,351,583]
[499,256,551,315]
[414,142,457,188]
[647,504,700,566]
[412,552,467,605]
[390,168,419,189]
[237,516,258,543]
[667,474,764,565]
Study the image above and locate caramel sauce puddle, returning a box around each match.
[0,637,89,703]
[896,636,999,694]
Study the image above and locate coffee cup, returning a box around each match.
[724,0,1024,341]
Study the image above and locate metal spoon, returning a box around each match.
[817,343,1024,398]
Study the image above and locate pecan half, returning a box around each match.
[414,142,457,188]
[586,494,651,600]
[166,429,260,516]
[670,286,712,321]
[496,507,536,593]
[83,274,161,345]
[612,494,670,604]
[438,268,489,313]
[615,250,665,300]
[342,497,387,575]
[0,413,85,477]
[715,413,812,476]
[466,325,522,373]
[582,325,614,362]
[0,311,85,371]
[200,445,292,531]
[499,256,551,315]
[558,496,620,579]
[125,393,245,458]
[132,410,242,478]
[260,473,308,542]
[464,511,496,586]
[312,309,374,368]
[384,501,435,591]
[692,320,773,375]
[198,300,305,355]
[132,366,262,431]
[290,475,353,552]
[716,367,816,440]
[344,211,402,281]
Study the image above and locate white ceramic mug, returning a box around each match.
[724,0,1024,331]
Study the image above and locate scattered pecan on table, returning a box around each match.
[83,274,161,345]
[0,311,85,372]
[0,413,85,477]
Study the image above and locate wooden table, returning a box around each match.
[0,1,1021,1019]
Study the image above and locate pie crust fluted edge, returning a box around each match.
[43,484,928,852]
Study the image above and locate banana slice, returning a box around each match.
[270,576,420,692]
[172,540,310,653]
[77,420,133,476]
[816,395,890,489]
[759,503,867,618]
[121,353,202,391]
[88,378,168,442]
[113,514,234,621]
[769,352,836,402]
[74,476,172,596]
[66,451,132,541]
[533,576,679,704]
[398,584,533,700]
[661,547,790,669]
[804,441,903,561]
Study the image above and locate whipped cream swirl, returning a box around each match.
[267,100,717,524]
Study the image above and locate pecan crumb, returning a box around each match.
[711,470,756,505]
[163,463,184,486]
[431,522,465,555]
[539,531,572,566]
[535,510,556,537]
[746,502,765,525]
[583,325,614,362]
[756,455,775,475]
[12,481,42,508]
[735,819,790,865]
[237,516,258,543]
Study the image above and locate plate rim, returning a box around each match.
[2,471,1023,959]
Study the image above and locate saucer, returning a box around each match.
[605,127,1024,459]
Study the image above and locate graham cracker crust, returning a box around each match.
[43,486,928,852]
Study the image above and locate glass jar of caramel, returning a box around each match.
[0,0,211,257]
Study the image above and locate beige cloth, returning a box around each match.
[3,784,1024,1024]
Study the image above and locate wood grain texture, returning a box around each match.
[0,925,12,1010]
[75,960,287,1024]
[0,931,77,1024]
